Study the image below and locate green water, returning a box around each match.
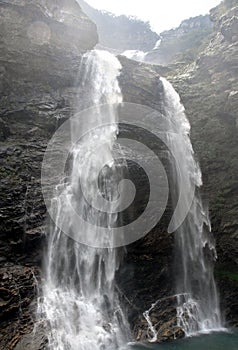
[130,331,238,350]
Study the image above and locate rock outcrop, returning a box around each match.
[0,1,97,348]
[115,57,184,342]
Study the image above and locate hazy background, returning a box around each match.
[86,0,221,32]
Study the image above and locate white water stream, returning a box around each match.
[40,50,129,350]
[160,77,223,336]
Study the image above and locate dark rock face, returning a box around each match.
[0,266,40,349]
[0,0,97,348]
[116,57,183,342]
[118,56,164,110]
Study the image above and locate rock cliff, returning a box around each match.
[116,58,180,341]
[145,15,213,65]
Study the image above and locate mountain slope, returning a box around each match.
[77,0,159,51]
[146,15,213,65]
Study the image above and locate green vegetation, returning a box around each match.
[216,269,238,282]
[158,21,213,64]
[210,190,226,212]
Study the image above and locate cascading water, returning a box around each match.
[160,77,223,336]
[39,50,129,350]
[121,50,147,62]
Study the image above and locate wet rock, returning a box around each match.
[0,118,11,141]
[133,297,184,343]
[115,56,176,343]
[118,55,165,110]
[0,266,40,350]
[13,325,48,350]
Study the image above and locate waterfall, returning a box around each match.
[121,50,147,62]
[39,50,129,350]
[160,77,223,336]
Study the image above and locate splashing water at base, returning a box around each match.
[143,301,160,343]
[39,50,129,350]
[160,77,224,336]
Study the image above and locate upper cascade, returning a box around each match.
[38,50,129,350]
